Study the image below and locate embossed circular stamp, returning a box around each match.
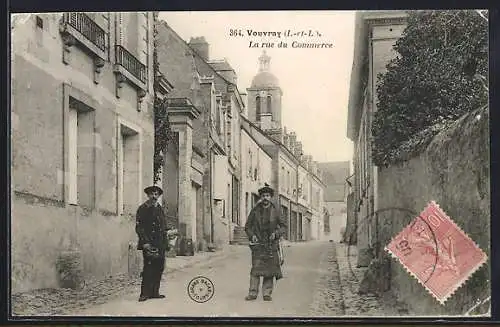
[187,276,215,303]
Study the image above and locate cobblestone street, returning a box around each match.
[310,242,402,317]
[12,241,404,317]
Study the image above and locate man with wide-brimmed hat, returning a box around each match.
[135,185,170,302]
[244,183,287,301]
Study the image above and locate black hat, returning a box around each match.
[258,183,274,197]
[144,185,163,195]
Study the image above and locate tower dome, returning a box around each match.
[250,51,280,88]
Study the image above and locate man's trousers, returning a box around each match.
[140,250,165,297]
[248,275,274,297]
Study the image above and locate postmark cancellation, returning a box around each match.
[385,201,488,305]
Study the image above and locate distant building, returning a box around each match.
[11,12,157,293]
[318,161,350,242]
[347,11,408,266]
[244,51,326,242]
[239,126,274,226]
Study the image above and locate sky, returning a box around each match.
[159,11,355,164]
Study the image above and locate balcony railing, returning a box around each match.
[63,13,106,52]
[115,45,147,84]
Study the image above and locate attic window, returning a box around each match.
[36,16,43,29]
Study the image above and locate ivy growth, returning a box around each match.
[152,12,172,184]
[153,97,170,184]
[372,10,488,168]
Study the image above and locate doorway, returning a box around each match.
[191,183,199,244]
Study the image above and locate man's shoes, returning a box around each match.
[138,295,149,302]
[245,295,257,301]
[263,295,272,301]
[151,294,166,299]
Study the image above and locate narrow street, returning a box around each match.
[68,241,333,317]
[64,241,397,317]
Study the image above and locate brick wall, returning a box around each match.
[377,107,490,314]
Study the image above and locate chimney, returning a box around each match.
[283,133,289,148]
[300,154,306,164]
[188,37,209,61]
[295,141,303,158]
[289,132,297,150]
[305,155,312,169]
[312,161,318,174]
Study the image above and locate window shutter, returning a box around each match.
[68,109,78,204]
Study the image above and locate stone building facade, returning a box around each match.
[309,164,325,241]
[346,11,408,266]
[11,12,157,293]
[155,21,246,250]
[239,126,273,226]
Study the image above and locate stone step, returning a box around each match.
[233,234,247,239]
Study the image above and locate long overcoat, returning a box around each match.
[244,202,286,280]
[135,202,169,252]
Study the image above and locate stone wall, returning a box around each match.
[376,106,490,315]
[12,195,136,293]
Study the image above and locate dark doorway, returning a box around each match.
[281,205,289,240]
[291,211,298,242]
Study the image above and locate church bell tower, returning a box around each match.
[246,51,283,132]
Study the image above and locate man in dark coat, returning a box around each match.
[244,183,286,301]
[136,185,169,302]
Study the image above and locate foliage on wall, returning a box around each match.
[152,12,172,184]
[372,10,488,167]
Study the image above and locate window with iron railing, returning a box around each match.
[63,12,106,52]
[115,44,147,84]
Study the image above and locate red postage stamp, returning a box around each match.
[385,201,488,304]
